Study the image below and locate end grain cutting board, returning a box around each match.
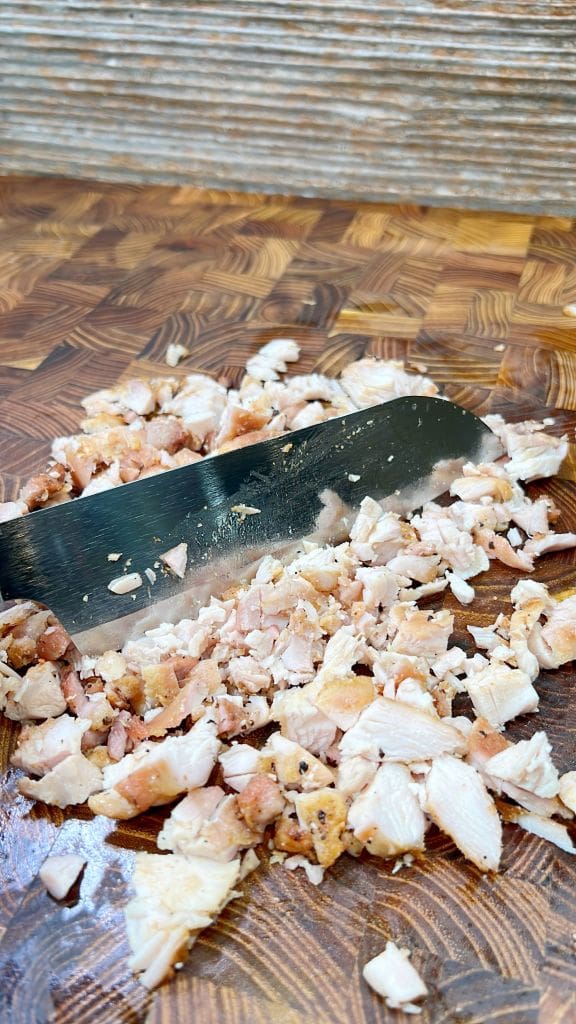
[0,176,575,1024]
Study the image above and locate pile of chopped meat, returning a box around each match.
[1,343,575,1001]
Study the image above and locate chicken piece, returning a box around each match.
[350,500,409,565]
[464,663,539,728]
[559,772,576,814]
[340,697,466,764]
[228,655,271,694]
[412,506,489,579]
[294,788,347,867]
[219,742,261,792]
[36,624,70,661]
[142,662,180,709]
[107,710,131,762]
[144,661,221,738]
[162,374,227,445]
[510,496,556,537]
[425,755,502,872]
[340,358,437,410]
[272,685,337,755]
[39,854,85,900]
[20,753,103,808]
[0,500,28,522]
[485,731,559,799]
[336,755,377,798]
[158,787,260,862]
[283,855,325,885]
[363,941,428,1012]
[237,774,285,830]
[311,673,376,732]
[19,467,67,511]
[143,416,188,454]
[498,803,576,854]
[126,853,240,989]
[274,812,316,858]
[385,554,441,584]
[213,401,271,448]
[476,528,534,572]
[484,415,569,481]
[159,542,188,579]
[450,466,513,503]
[215,694,270,738]
[83,378,156,418]
[389,606,453,661]
[348,763,425,858]
[466,719,568,820]
[446,572,475,606]
[245,338,300,382]
[529,593,576,670]
[88,716,220,819]
[261,732,334,791]
[11,714,89,775]
[1,660,66,721]
[290,543,354,593]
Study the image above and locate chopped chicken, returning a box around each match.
[348,763,425,857]
[340,358,438,409]
[88,716,220,819]
[11,714,89,775]
[159,542,188,579]
[425,755,502,872]
[464,663,539,728]
[1,661,66,721]
[39,854,85,900]
[261,732,334,791]
[20,753,103,808]
[485,732,559,798]
[158,786,260,861]
[5,350,576,993]
[559,772,576,813]
[293,788,347,867]
[362,941,428,1013]
[498,804,576,854]
[340,697,466,764]
[245,338,300,381]
[125,853,241,989]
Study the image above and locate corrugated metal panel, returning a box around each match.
[1,1,575,211]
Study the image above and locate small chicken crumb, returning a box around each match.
[159,542,188,579]
[494,343,505,352]
[348,473,361,483]
[39,854,85,900]
[144,567,157,585]
[281,443,293,453]
[165,343,189,367]
[363,941,428,1013]
[562,304,576,318]
[231,504,262,523]
[107,553,122,562]
[108,573,143,595]
[82,594,89,603]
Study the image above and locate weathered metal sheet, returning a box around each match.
[1,1,575,211]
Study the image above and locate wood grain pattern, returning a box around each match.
[2,3,576,213]
[1,174,576,1023]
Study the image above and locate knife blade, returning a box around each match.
[0,397,500,654]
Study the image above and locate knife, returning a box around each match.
[0,397,500,655]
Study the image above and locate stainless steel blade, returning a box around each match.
[0,397,500,653]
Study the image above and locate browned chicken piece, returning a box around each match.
[294,788,348,868]
[237,774,285,830]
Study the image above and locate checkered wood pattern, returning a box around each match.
[1,176,576,1024]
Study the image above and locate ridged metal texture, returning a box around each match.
[1,1,576,212]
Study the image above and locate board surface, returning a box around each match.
[1,1,576,214]
[0,176,576,1023]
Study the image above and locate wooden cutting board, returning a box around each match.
[1,176,575,1024]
